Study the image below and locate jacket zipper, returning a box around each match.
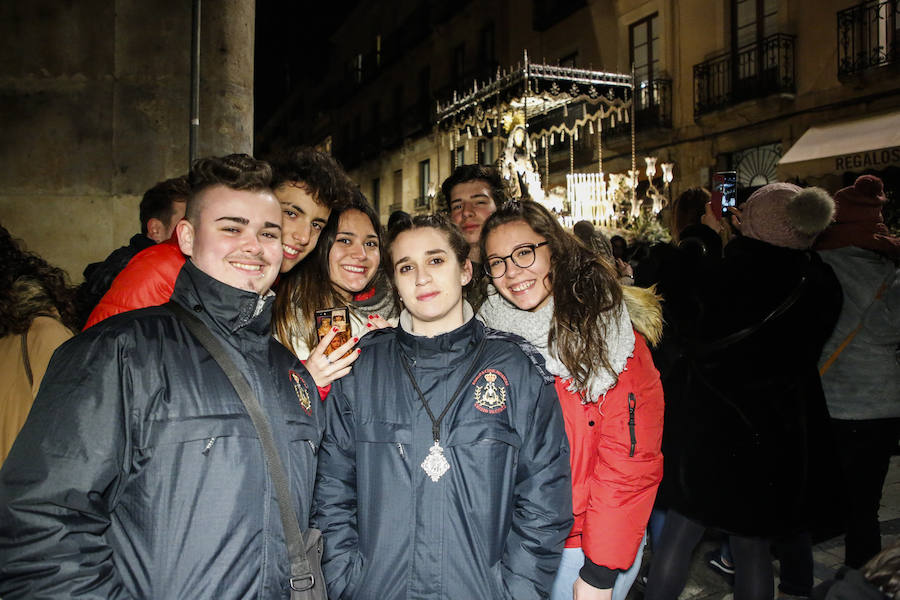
[627,393,636,457]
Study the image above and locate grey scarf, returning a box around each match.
[477,287,634,402]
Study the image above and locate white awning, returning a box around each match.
[778,112,900,181]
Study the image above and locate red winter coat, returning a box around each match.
[84,237,186,329]
[560,331,664,571]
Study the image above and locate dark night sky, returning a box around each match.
[254,1,359,140]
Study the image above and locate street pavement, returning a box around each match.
[628,455,900,599]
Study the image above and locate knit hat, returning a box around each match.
[740,182,835,249]
[814,175,900,258]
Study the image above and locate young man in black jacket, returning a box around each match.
[0,154,323,600]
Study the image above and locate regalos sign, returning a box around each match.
[835,146,900,171]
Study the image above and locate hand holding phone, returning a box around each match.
[711,171,737,219]
[306,307,360,388]
[316,307,352,358]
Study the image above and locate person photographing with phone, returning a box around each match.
[643,183,843,600]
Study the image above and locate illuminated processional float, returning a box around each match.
[435,51,674,228]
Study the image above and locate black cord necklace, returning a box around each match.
[399,335,488,482]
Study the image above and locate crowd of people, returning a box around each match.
[0,151,897,600]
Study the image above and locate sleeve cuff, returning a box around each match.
[579,557,619,589]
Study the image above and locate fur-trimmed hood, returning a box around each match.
[622,284,663,347]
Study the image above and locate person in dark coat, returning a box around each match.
[644,183,843,600]
[314,214,572,600]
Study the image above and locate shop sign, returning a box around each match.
[835,146,900,171]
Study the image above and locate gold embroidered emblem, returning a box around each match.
[474,371,508,414]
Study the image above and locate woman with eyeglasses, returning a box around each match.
[477,200,665,600]
[314,214,573,599]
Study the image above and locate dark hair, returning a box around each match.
[268,147,354,211]
[273,190,389,356]
[480,201,624,392]
[0,225,78,336]
[572,220,614,258]
[139,176,190,235]
[386,213,470,272]
[671,187,710,242]
[387,210,411,231]
[186,154,273,222]
[440,164,507,211]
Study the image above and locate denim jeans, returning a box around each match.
[550,532,647,600]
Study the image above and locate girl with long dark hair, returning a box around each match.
[477,200,665,600]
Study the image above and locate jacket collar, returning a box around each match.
[129,233,156,253]
[171,260,275,338]
[396,303,481,369]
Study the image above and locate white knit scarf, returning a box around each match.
[477,287,634,403]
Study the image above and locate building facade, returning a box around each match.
[261,0,900,227]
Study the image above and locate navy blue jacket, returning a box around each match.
[314,315,573,600]
[0,261,323,599]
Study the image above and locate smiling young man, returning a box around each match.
[82,147,353,329]
[442,164,507,265]
[0,154,324,600]
[271,147,354,273]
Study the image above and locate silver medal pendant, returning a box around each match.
[421,441,450,482]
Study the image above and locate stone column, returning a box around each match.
[0,0,255,281]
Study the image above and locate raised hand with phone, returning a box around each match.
[305,311,392,387]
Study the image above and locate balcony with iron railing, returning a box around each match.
[693,33,795,118]
[838,0,900,79]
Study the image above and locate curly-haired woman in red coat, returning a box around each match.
[477,200,665,600]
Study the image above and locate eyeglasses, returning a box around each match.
[484,241,549,278]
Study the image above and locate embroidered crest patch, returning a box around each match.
[289,370,312,415]
[473,368,509,414]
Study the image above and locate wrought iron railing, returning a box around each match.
[838,0,899,78]
[693,33,795,118]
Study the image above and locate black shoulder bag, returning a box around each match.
[167,302,326,600]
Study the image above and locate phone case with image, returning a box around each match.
[315,307,351,357]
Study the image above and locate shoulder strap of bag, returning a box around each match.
[165,301,317,593]
[819,269,896,376]
[21,332,33,387]
[691,272,808,355]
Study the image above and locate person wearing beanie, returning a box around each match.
[813,174,900,570]
[738,182,836,249]
[644,183,843,600]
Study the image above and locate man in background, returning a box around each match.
[74,176,189,327]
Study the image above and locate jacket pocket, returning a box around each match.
[138,406,256,449]
[444,421,521,449]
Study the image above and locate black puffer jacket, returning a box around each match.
[314,313,573,600]
[0,260,323,599]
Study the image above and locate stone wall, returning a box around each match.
[0,0,254,282]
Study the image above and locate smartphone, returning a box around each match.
[711,171,737,219]
[315,307,351,357]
